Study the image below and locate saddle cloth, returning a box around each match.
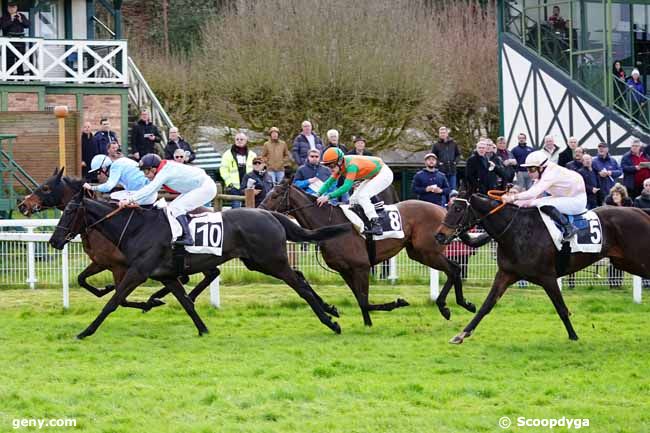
[539,209,602,254]
[156,199,224,255]
[340,204,404,240]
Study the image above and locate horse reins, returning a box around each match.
[444,190,519,240]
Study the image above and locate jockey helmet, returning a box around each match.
[88,155,112,173]
[139,153,162,170]
[521,150,550,168]
[322,147,344,165]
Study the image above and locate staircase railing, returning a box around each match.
[0,134,40,217]
[612,76,650,129]
[127,57,174,146]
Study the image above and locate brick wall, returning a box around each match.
[82,95,122,141]
[7,93,39,111]
[0,112,80,182]
[45,94,77,110]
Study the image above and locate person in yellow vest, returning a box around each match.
[219,132,256,208]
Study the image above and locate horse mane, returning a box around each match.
[62,175,85,191]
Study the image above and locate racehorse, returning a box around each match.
[18,168,217,309]
[435,192,650,343]
[259,180,478,326]
[50,193,352,338]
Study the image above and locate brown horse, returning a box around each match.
[436,192,650,343]
[18,168,217,310]
[260,180,477,326]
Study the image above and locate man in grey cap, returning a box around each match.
[411,152,449,207]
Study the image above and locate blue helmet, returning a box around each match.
[139,154,162,170]
[88,155,112,173]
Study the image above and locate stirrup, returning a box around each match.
[562,225,579,241]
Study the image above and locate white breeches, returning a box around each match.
[349,165,394,219]
[110,189,157,206]
[531,194,587,215]
[168,177,217,218]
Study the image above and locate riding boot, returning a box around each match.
[540,205,578,242]
[174,214,194,246]
[365,218,383,236]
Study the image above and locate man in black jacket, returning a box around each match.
[92,118,118,155]
[465,141,492,194]
[164,127,195,162]
[432,126,461,191]
[634,178,650,209]
[131,109,162,160]
[558,136,578,167]
[578,154,601,209]
[241,157,274,207]
[0,2,30,75]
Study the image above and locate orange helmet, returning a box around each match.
[322,147,344,165]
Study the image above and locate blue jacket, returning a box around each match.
[130,160,211,204]
[511,143,534,172]
[591,154,622,196]
[291,133,323,166]
[578,167,600,209]
[626,78,646,102]
[620,151,638,192]
[293,163,331,196]
[411,169,449,206]
[92,131,118,155]
[93,157,149,193]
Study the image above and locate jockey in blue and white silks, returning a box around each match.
[83,155,157,205]
[120,153,217,246]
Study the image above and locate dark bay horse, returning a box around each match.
[260,180,477,326]
[50,193,352,338]
[436,193,650,343]
[17,168,217,309]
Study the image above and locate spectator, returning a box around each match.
[164,127,195,163]
[512,132,534,190]
[293,149,347,203]
[621,138,650,198]
[558,136,579,167]
[592,142,622,200]
[241,157,274,207]
[131,109,162,160]
[432,126,461,192]
[566,147,584,172]
[494,136,517,189]
[347,136,373,156]
[292,120,323,166]
[411,153,449,207]
[548,5,568,32]
[578,154,600,209]
[81,122,97,181]
[172,149,189,164]
[106,140,122,161]
[485,139,505,191]
[465,141,491,194]
[612,61,626,80]
[323,129,348,154]
[92,118,118,156]
[219,132,256,208]
[261,126,290,184]
[626,69,645,100]
[541,135,561,163]
[0,2,30,75]
[634,178,650,209]
[604,183,633,288]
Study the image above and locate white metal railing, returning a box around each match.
[0,220,644,308]
[127,57,174,144]
[0,37,128,84]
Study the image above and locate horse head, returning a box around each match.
[49,190,86,250]
[18,167,67,216]
[259,176,314,214]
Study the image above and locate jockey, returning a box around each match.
[82,154,157,205]
[120,154,217,246]
[316,147,394,236]
[503,150,587,241]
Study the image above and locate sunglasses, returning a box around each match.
[526,167,539,173]
[253,161,263,165]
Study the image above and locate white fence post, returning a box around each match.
[429,268,439,301]
[388,256,398,285]
[210,275,220,308]
[26,227,36,289]
[633,276,643,304]
[62,244,69,309]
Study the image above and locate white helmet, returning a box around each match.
[521,150,550,168]
[88,154,112,173]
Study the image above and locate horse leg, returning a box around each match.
[340,270,373,327]
[164,278,209,336]
[242,258,340,333]
[450,269,518,344]
[77,262,114,297]
[538,277,579,341]
[188,268,220,302]
[293,269,339,317]
[76,267,147,339]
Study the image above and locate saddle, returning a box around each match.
[538,209,602,254]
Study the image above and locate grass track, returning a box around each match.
[1,284,649,433]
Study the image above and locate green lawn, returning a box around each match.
[0,284,649,433]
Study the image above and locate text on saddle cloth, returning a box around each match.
[539,209,603,254]
[156,199,224,255]
[340,204,405,240]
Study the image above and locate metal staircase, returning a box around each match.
[0,134,39,218]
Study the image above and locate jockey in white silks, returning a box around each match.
[502,150,587,241]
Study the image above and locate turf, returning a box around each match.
[0,284,649,433]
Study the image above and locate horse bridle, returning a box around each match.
[277,185,316,215]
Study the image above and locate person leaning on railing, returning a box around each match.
[0,2,30,75]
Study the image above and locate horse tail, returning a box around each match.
[269,212,352,242]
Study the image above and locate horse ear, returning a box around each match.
[52,167,59,176]
[56,167,65,181]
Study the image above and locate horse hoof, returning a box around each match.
[76,333,87,340]
[329,306,340,318]
[150,298,166,308]
[569,334,579,341]
[449,334,464,344]
[332,322,341,334]
[439,307,451,321]
[397,298,410,307]
[465,302,477,313]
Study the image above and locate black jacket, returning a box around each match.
[634,192,650,209]
[164,138,196,162]
[558,146,574,167]
[465,151,491,194]
[92,130,118,155]
[241,170,274,207]
[0,13,29,37]
[432,138,461,175]
[131,120,162,157]
[578,167,601,209]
